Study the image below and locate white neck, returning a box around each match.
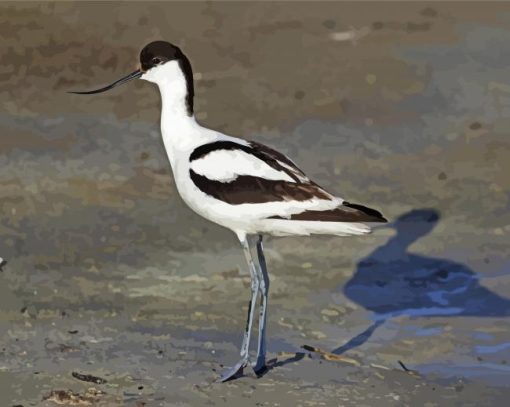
[142,60,215,167]
[159,80,190,120]
[142,60,193,119]
[159,83,198,161]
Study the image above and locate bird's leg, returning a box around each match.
[252,234,270,374]
[219,235,260,382]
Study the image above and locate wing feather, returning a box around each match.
[189,140,335,205]
[190,148,295,183]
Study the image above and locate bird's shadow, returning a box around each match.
[332,208,510,354]
[264,352,306,372]
[254,208,510,376]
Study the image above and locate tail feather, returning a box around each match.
[342,201,387,223]
[259,200,386,236]
[258,219,372,237]
[269,201,387,223]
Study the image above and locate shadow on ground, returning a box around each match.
[333,209,510,354]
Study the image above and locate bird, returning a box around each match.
[70,40,387,382]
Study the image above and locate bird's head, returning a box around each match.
[69,40,194,114]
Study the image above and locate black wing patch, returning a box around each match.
[189,140,242,161]
[189,170,330,205]
[342,202,386,221]
[189,140,332,205]
[269,202,387,223]
[248,141,307,181]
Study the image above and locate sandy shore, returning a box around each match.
[1,2,509,406]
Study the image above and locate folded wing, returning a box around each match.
[188,139,387,226]
[189,140,335,205]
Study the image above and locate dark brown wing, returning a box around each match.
[269,202,387,223]
[189,140,334,205]
[248,140,307,180]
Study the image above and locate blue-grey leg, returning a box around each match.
[253,234,270,374]
[219,235,260,382]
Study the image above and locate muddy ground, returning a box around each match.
[1,2,510,406]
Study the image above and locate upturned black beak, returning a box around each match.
[68,69,143,94]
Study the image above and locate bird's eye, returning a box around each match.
[152,57,162,65]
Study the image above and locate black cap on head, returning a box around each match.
[139,40,194,116]
[140,41,183,71]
